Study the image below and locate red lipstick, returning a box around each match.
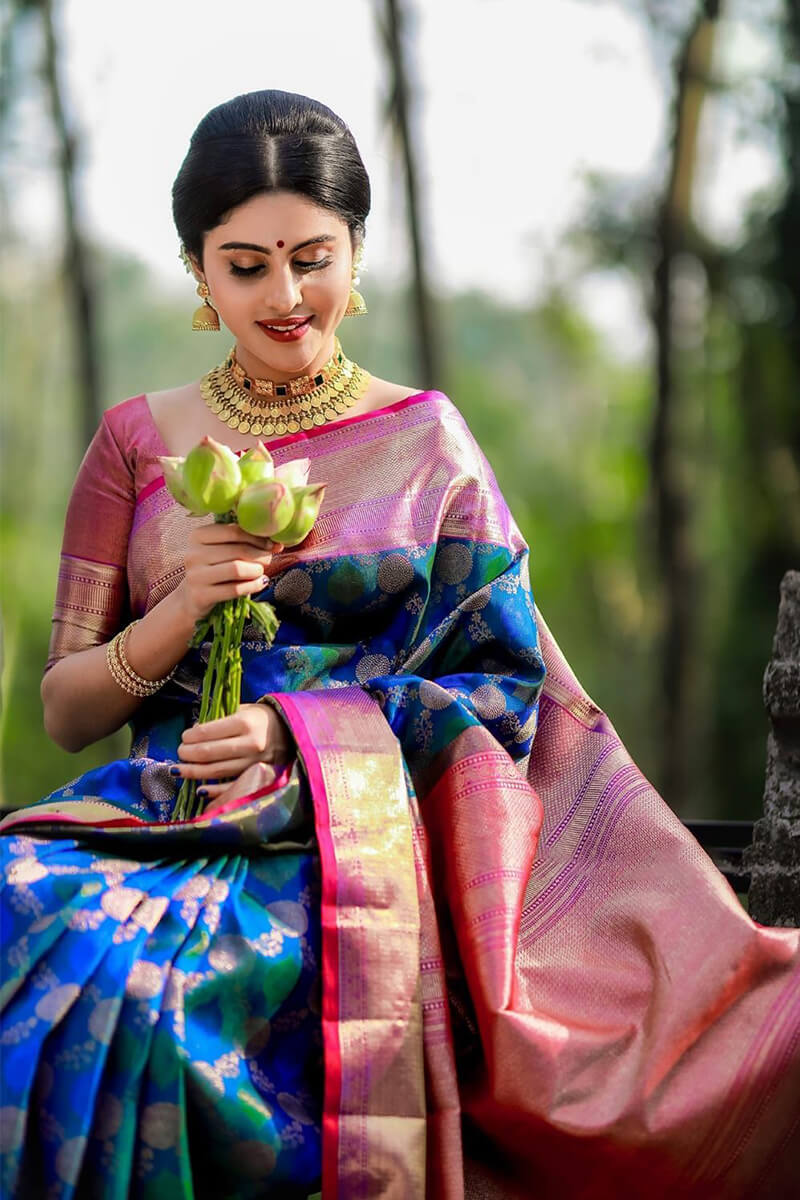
[256,317,312,342]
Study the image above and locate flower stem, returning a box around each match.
[172,516,282,822]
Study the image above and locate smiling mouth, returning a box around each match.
[257,318,312,332]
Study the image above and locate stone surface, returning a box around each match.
[745,571,800,926]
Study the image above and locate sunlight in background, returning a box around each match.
[5,0,779,357]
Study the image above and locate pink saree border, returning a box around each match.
[269,687,427,1199]
[271,691,343,1195]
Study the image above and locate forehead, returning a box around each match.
[206,191,347,245]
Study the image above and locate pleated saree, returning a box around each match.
[1,391,798,1198]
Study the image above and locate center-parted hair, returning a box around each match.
[172,90,371,261]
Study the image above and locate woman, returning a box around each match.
[1,90,798,1200]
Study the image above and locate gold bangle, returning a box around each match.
[105,621,175,698]
[106,638,151,697]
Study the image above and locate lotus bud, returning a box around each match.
[239,441,275,487]
[237,479,296,537]
[272,483,326,547]
[182,436,243,515]
[159,456,194,509]
[274,457,311,489]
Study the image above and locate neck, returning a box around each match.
[234,335,339,383]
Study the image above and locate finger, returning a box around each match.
[177,736,250,765]
[196,784,228,801]
[194,549,274,572]
[192,577,273,607]
[179,739,254,765]
[198,561,270,585]
[181,714,248,743]
[203,763,276,811]
[173,757,252,781]
[194,523,272,549]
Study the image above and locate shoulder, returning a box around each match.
[361,376,426,412]
[145,381,198,418]
[94,388,183,477]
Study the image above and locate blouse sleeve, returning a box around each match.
[45,411,136,671]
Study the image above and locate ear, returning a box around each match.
[188,253,205,284]
[180,244,205,283]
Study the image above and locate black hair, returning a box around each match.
[172,90,371,263]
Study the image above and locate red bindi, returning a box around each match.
[276,240,284,248]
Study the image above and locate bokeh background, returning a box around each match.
[1,0,797,815]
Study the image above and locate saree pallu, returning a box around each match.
[1,391,799,1198]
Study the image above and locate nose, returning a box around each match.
[262,263,301,315]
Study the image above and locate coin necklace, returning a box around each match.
[199,338,371,437]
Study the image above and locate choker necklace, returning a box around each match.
[199,338,371,436]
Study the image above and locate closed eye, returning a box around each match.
[294,257,333,272]
[229,257,332,278]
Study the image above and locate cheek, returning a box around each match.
[209,278,250,319]
[314,267,353,313]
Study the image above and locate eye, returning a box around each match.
[229,263,265,277]
[294,256,333,273]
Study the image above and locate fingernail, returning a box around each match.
[197,788,208,798]
[169,766,181,776]
[260,574,269,586]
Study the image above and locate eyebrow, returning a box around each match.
[217,235,337,254]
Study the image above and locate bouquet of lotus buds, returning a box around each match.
[159,436,325,819]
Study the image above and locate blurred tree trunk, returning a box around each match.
[40,0,101,452]
[651,0,721,810]
[707,0,800,815]
[378,0,442,388]
[773,0,800,411]
[752,0,800,537]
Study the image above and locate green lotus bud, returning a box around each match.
[159,456,194,509]
[237,478,296,537]
[239,441,275,487]
[272,483,326,547]
[274,457,310,489]
[182,436,242,515]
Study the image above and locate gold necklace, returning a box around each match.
[199,338,371,437]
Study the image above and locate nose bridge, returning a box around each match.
[264,259,300,313]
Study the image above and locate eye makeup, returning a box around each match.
[228,255,333,278]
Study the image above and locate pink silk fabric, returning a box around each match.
[275,635,799,1199]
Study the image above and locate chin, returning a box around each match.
[246,330,329,374]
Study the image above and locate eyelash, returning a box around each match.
[229,257,332,278]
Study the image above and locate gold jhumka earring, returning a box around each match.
[343,245,367,317]
[192,281,220,332]
[179,244,221,332]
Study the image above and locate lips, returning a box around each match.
[256,317,313,342]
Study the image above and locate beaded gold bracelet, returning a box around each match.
[105,620,176,698]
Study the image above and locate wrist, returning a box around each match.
[256,697,294,762]
[168,580,203,640]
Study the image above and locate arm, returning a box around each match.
[42,412,279,753]
[42,585,194,751]
[43,523,281,752]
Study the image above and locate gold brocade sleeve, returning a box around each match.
[46,413,135,670]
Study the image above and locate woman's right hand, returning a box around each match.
[179,522,282,625]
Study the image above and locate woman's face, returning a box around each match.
[198,191,355,381]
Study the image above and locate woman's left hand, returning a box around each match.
[175,703,293,799]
